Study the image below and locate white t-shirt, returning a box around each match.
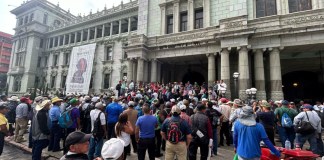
[90,109,106,132]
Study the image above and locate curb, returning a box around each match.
[4,138,59,160]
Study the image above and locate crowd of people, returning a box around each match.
[0,80,322,160]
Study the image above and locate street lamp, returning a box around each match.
[233,72,240,99]
[250,88,257,100]
[220,88,226,98]
[246,89,251,104]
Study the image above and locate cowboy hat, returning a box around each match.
[36,100,51,111]
[51,97,63,104]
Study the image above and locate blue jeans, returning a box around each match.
[212,128,217,154]
[48,123,62,151]
[32,139,49,160]
[88,136,104,160]
[296,132,317,154]
[317,133,324,156]
[277,126,295,148]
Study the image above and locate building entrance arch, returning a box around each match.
[182,71,205,85]
[282,71,324,102]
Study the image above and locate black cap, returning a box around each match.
[65,131,91,148]
[196,104,206,111]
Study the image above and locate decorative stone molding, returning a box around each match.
[61,70,68,76]
[102,66,113,74]
[284,15,324,25]
[156,32,208,44]
[92,70,96,76]
[51,70,58,76]
[120,64,127,72]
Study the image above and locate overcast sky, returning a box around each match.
[0,0,129,35]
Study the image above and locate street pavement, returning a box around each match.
[1,144,31,160]
[4,131,235,159]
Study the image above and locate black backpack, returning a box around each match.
[315,110,324,128]
[92,112,105,139]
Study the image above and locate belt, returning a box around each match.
[52,121,58,123]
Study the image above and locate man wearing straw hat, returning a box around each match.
[48,97,63,152]
[32,100,51,160]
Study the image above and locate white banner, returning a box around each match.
[65,43,96,95]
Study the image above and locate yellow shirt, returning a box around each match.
[0,113,9,131]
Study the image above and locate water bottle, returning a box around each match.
[285,139,291,150]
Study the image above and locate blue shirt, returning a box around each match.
[161,116,192,141]
[49,105,61,121]
[135,105,143,117]
[136,115,157,138]
[106,102,123,124]
[233,121,280,159]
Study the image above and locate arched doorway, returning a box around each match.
[282,71,324,101]
[182,71,205,85]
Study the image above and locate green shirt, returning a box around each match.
[274,106,298,124]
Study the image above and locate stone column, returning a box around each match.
[160,4,166,35]
[254,49,266,100]
[62,35,66,45]
[127,59,133,83]
[94,26,97,39]
[74,32,77,43]
[110,22,113,37]
[102,24,105,38]
[136,58,144,83]
[188,0,194,30]
[238,46,250,100]
[157,62,161,82]
[269,47,284,100]
[81,31,84,42]
[87,28,90,41]
[68,33,71,44]
[173,0,180,33]
[118,20,122,35]
[207,53,216,86]
[203,0,210,27]
[144,60,149,83]
[151,59,157,82]
[128,17,131,34]
[220,48,231,99]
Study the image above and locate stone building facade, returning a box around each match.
[7,0,324,101]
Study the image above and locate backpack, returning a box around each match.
[164,108,171,118]
[281,109,293,128]
[92,112,105,138]
[167,118,183,144]
[315,110,324,128]
[59,107,75,128]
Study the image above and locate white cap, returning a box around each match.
[91,97,100,102]
[101,138,125,159]
[128,101,135,106]
[180,104,186,110]
[170,98,175,103]
[202,98,208,102]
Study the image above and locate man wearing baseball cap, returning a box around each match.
[274,100,298,148]
[60,131,91,160]
[161,106,192,160]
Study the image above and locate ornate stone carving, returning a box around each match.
[120,64,127,72]
[92,70,96,76]
[224,21,244,28]
[51,70,58,76]
[61,70,68,76]
[102,66,113,73]
[157,32,207,44]
[284,15,324,25]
